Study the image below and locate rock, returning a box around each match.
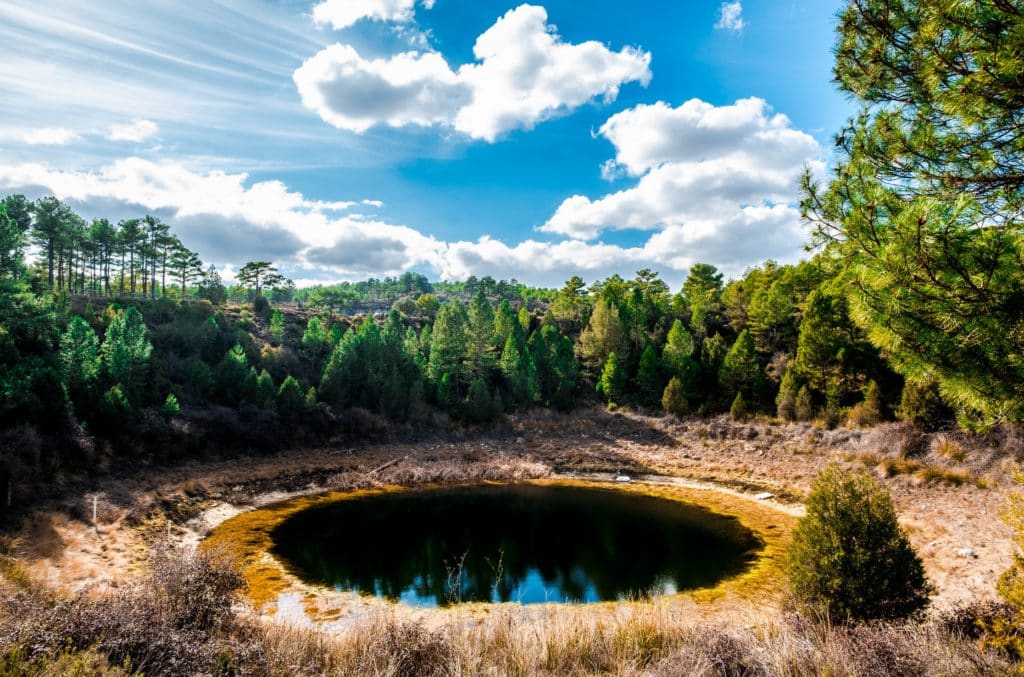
[754,492,774,501]
[232,485,243,492]
[957,548,978,559]
[615,475,631,483]
[515,437,525,445]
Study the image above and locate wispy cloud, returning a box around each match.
[106,119,159,142]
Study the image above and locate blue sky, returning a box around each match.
[0,0,850,288]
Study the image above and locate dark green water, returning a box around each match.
[269,484,761,606]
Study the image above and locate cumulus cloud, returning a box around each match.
[539,97,822,270]
[715,1,745,32]
[293,4,651,141]
[106,119,159,142]
[312,0,419,29]
[15,128,80,146]
[0,158,442,278]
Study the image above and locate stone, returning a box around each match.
[957,548,978,559]
[754,492,774,501]
[615,475,631,483]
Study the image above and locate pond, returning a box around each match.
[269,483,762,606]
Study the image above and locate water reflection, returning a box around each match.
[270,484,760,606]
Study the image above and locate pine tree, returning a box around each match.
[467,290,495,380]
[162,393,180,420]
[269,309,286,344]
[427,300,469,397]
[804,0,1024,425]
[776,369,799,421]
[465,377,501,423]
[255,369,276,409]
[101,307,152,404]
[579,297,627,368]
[636,344,663,404]
[277,375,305,418]
[597,352,625,404]
[59,316,100,407]
[214,343,250,406]
[662,320,694,377]
[500,333,538,409]
[720,330,761,401]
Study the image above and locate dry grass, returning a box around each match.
[247,603,1010,677]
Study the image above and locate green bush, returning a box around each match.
[662,377,688,417]
[786,464,931,623]
[729,391,748,421]
[898,378,953,431]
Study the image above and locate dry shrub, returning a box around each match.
[0,545,265,676]
[932,433,967,463]
[345,617,456,677]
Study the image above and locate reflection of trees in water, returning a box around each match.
[270,485,761,605]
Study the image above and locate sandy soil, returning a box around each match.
[11,409,1017,622]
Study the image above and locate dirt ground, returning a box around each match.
[11,409,1018,624]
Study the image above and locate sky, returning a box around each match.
[0,0,851,288]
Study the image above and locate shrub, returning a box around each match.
[984,478,1024,659]
[662,377,688,418]
[776,370,798,421]
[794,385,814,422]
[898,379,953,431]
[729,392,748,421]
[162,393,180,420]
[786,464,931,623]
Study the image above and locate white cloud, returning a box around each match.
[540,98,822,269]
[106,119,159,142]
[312,0,418,30]
[293,45,468,133]
[0,158,442,277]
[293,4,651,141]
[715,1,745,33]
[16,127,80,145]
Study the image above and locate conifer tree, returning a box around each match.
[730,392,748,421]
[597,352,625,404]
[101,307,152,404]
[776,369,799,421]
[269,309,285,344]
[500,333,538,409]
[787,465,930,622]
[804,0,1024,424]
[637,344,663,404]
[719,330,761,401]
[428,300,469,397]
[467,290,495,380]
[662,319,694,376]
[662,377,688,418]
[59,316,101,407]
[579,297,627,368]
[277,375,305,418]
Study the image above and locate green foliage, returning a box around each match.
[776,370,798,421]
[662,377,688,418]
[529,325,579,411]
[898,378,953,432]
[464,377,501,423]
[795,385,814,422]
[269,309,285,344]
[661,320,694,376]
[597,352,625,404]
[427,301,469,400]
[59,316,100,407]
[804,0,1024,425]
[786,465,931,623]
[213,344,250,406]
[636,344,663,404]
[467,290,495,380]
[984,478,1024,658]
[101,307,152,404]
[720,330,761,402]
[849,380,884,427]
[277,375,306,418]
[163,393,180,420]
[729,392,748,421]
[579,297,627,368]
[254,370,276,409]
[499,333,538,409]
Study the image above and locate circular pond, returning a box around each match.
[269,483,762,606]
